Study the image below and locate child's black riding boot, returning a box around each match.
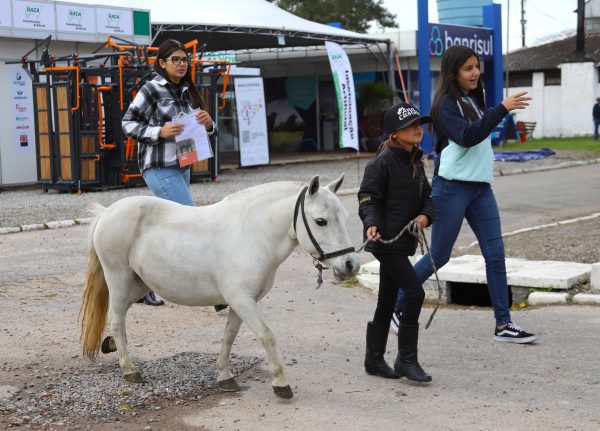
[394,323,432,382]
[364,321,399,379]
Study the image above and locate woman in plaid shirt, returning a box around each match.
[122,39,216,305]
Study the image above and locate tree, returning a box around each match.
[268,0,397,33]
[356,81,396,115]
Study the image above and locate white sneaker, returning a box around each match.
[390,311,401,335]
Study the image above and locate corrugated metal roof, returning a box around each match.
[505,32,600,72]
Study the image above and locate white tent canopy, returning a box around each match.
[59,0,384,50]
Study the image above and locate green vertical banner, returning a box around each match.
[325,41,359,151]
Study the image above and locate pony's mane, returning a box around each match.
[222,181,305,203]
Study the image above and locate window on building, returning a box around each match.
[508,71,533,87]
[544,69,561,86]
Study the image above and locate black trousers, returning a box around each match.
[372,253,425,326]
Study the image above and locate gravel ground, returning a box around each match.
[1,353,258,429]
[459,217,600,264]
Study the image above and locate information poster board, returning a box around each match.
[11,66,35,154]
[234,77,270,167]
[96,7,133,36]
[56,3,96,36]
[12,0,56,31]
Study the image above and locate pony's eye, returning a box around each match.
[315,218,327,226]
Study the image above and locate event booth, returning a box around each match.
[0,0,389,188]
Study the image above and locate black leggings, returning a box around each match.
[372,253,425,326]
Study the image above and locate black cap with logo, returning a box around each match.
[383,102,432,135]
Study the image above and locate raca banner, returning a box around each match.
[325,41,359,152]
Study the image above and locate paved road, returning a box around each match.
[341,163,600,249]
[1,163,599,430]
[1,224,599,430]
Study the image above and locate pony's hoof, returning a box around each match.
[101,336,117,354]
[124,372,145,384]
[272,385,293,399]
[218,378,240,392]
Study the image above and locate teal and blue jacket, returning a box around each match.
[433,94,508,183]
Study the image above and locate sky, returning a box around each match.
[376,0,578,53]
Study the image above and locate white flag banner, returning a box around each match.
[325,41,359,152]
[234,77,270,167]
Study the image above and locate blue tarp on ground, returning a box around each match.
[493,148,556,162]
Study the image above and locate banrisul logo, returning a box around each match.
[428,24,494,59]
[429,26,443,56]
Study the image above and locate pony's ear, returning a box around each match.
[326,173,344,194]
[307,175,320,196]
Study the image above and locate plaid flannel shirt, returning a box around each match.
[122,74,216,172]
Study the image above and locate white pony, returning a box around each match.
[80,175,360,399]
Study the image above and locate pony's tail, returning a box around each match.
[79,205,109,361]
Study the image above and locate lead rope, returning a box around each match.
[313,257,324,289]
[356,220,442,329]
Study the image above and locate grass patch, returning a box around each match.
[342,276,359,288]
[529,286,558,293]
[497,136,600,154]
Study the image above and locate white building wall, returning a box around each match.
[526,72,545,139]
[560,62,598,137]
[542,86,562,137]
[506,85,537,138]
[509,68,594,138]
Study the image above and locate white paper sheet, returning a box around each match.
[171,111,213,161]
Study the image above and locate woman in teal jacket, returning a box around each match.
[398,45,537,344]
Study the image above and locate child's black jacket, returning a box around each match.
[358,146,434,255]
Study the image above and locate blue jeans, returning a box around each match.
[142,166,195,206]
[395,175,511,326]
[594,119,600,139]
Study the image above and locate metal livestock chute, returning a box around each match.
[18,36,231,192]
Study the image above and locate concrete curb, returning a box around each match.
[0,217,93,235]
[526,291,600,306]
[572,293,600,305]
[527,291,569,306]
[357,256,600,307]
[495,157,600,176]
[1,157,599,236]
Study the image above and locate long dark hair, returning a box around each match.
[430,45,485,125]
[154,39,206,110]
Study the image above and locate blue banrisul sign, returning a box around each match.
[428,23,493,60]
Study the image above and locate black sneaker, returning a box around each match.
[494,321,537,344]
[144,291,165,306]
